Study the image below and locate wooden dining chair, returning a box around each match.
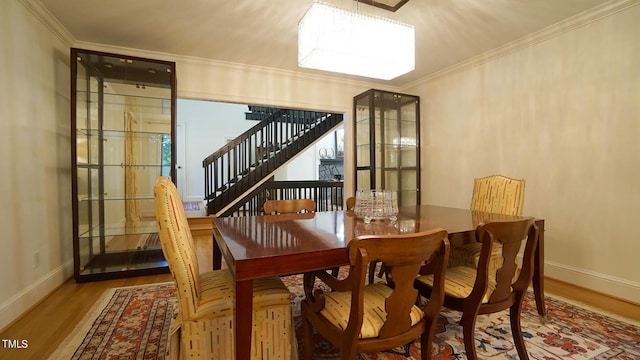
[449,175,526,277]
[263,198,316,214]
[415,217,539,360]
[154,176,296,360]
[345,196,356,210]
[301,228,450,360]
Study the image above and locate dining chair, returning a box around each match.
[415,217,539,360]
[264,198,316,214]
[449,175,526,277]
[345,196,356,210]
[301,228,450,360]
[154,176,296,360]
[470,175,525,216]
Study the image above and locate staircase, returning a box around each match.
[203,109,343,215]
[187,216,214,237]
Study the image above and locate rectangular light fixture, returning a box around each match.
[298,2,415,80]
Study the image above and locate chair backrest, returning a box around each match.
[473,217,539,304]
[348,229,449,339]
[263,199,316,214]
[345,196,356,210]
[153,176,200,318]
[470,175,525,216]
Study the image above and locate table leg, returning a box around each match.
[235,279,253,360]
[212,234,222,270]
[533,220,546,318]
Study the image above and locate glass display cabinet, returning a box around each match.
[353,89,420,206]
[71,48,176,282]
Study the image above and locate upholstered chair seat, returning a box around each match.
[416,266,497,304]
[415,218,539,360]
[154,176,296,360]
[448,243,505,280]
[301,229,450,360]
[317,283,425,338]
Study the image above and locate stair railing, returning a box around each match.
[218,179,345,217]
[203,109,343,215]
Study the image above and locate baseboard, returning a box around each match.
[0,261,74,331]
[545,260,640,304]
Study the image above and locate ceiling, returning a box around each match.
[40,0,604,86]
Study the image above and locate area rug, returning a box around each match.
[48,282,177,360]
[50,278,639,360]
[282,274,640,359]
[183,201,200,211]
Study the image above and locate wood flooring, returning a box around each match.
[1,234,638,360]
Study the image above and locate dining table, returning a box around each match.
[213,204,546,360]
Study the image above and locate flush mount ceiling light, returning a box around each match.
[358,0,410,12]
[298,1,415,80]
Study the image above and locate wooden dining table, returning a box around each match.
[213,204,546,360]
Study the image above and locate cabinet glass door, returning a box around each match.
[353,89,420,206]
[72,48,176,282]
[355,95,372,190]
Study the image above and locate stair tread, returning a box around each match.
[187,216,213,221]
[189,222,213,228]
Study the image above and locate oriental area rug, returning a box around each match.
[49,278,639,360]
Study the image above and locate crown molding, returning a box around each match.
[73,41,398,93]
[19,0,75,46]
[403,0,640,89]
[71,41,397,113]
[26,0,631,94]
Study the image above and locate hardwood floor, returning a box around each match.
[0,273,174,360]
[1,234,638,360]
[544,277,640,323]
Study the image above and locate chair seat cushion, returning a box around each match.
[191,269,291,320]
[448,242,504,269]
[319,283,424,339]
[416,266,496,303]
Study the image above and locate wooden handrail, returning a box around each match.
[202,109,343,215]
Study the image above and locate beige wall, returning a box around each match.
[0,0,74,329]
[404,2,640,303]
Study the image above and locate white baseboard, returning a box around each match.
[545,260,640,304]
[0,261,74,331]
